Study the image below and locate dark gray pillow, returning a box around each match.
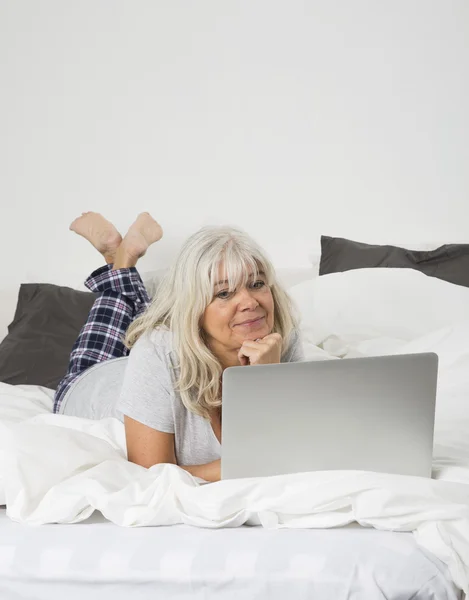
[0,283,96,389]
[319,236,469,288]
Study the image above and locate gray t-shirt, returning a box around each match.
[60,327,304,466]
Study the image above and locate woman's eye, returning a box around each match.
[216,281,265,300]
[252,280,265,289]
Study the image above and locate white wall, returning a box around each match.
[1,0,468,289]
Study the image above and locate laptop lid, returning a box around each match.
[221,353,438,480]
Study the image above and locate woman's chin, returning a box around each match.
[247,326,271,340]
[232,321,271,343]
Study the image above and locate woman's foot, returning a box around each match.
[70,212,122,264]
[113,212,163,269]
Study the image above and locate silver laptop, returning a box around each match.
[221,353,438,480]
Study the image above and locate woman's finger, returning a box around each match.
[237,347,250,365]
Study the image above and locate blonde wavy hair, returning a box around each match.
[125,225,299,419]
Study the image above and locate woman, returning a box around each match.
[54,211,304,482]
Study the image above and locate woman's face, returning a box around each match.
[200,262,275,363]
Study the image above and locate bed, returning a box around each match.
[0,503,459,599]
[1,237,469,599]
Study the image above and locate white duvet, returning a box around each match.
[2,320,469,595]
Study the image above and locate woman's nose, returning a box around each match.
[236,287,258,307]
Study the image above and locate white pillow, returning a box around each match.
[288,268,469,350]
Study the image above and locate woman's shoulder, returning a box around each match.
[285,327,301,345]
[125,326,177,392]
[132,325,175,359]
[281,327,304,362]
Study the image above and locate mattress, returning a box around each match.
[0,508,460,600]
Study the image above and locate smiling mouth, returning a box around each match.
[235,316,264,326]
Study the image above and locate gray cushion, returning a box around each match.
[319,236,469,288]
[0,283,96,389]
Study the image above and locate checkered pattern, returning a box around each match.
[53,264,150,414]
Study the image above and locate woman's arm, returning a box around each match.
[124,415,176,468]
[125,415,221,482]
[180,460,221,482]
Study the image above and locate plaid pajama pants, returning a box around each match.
[53,264,150,414]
